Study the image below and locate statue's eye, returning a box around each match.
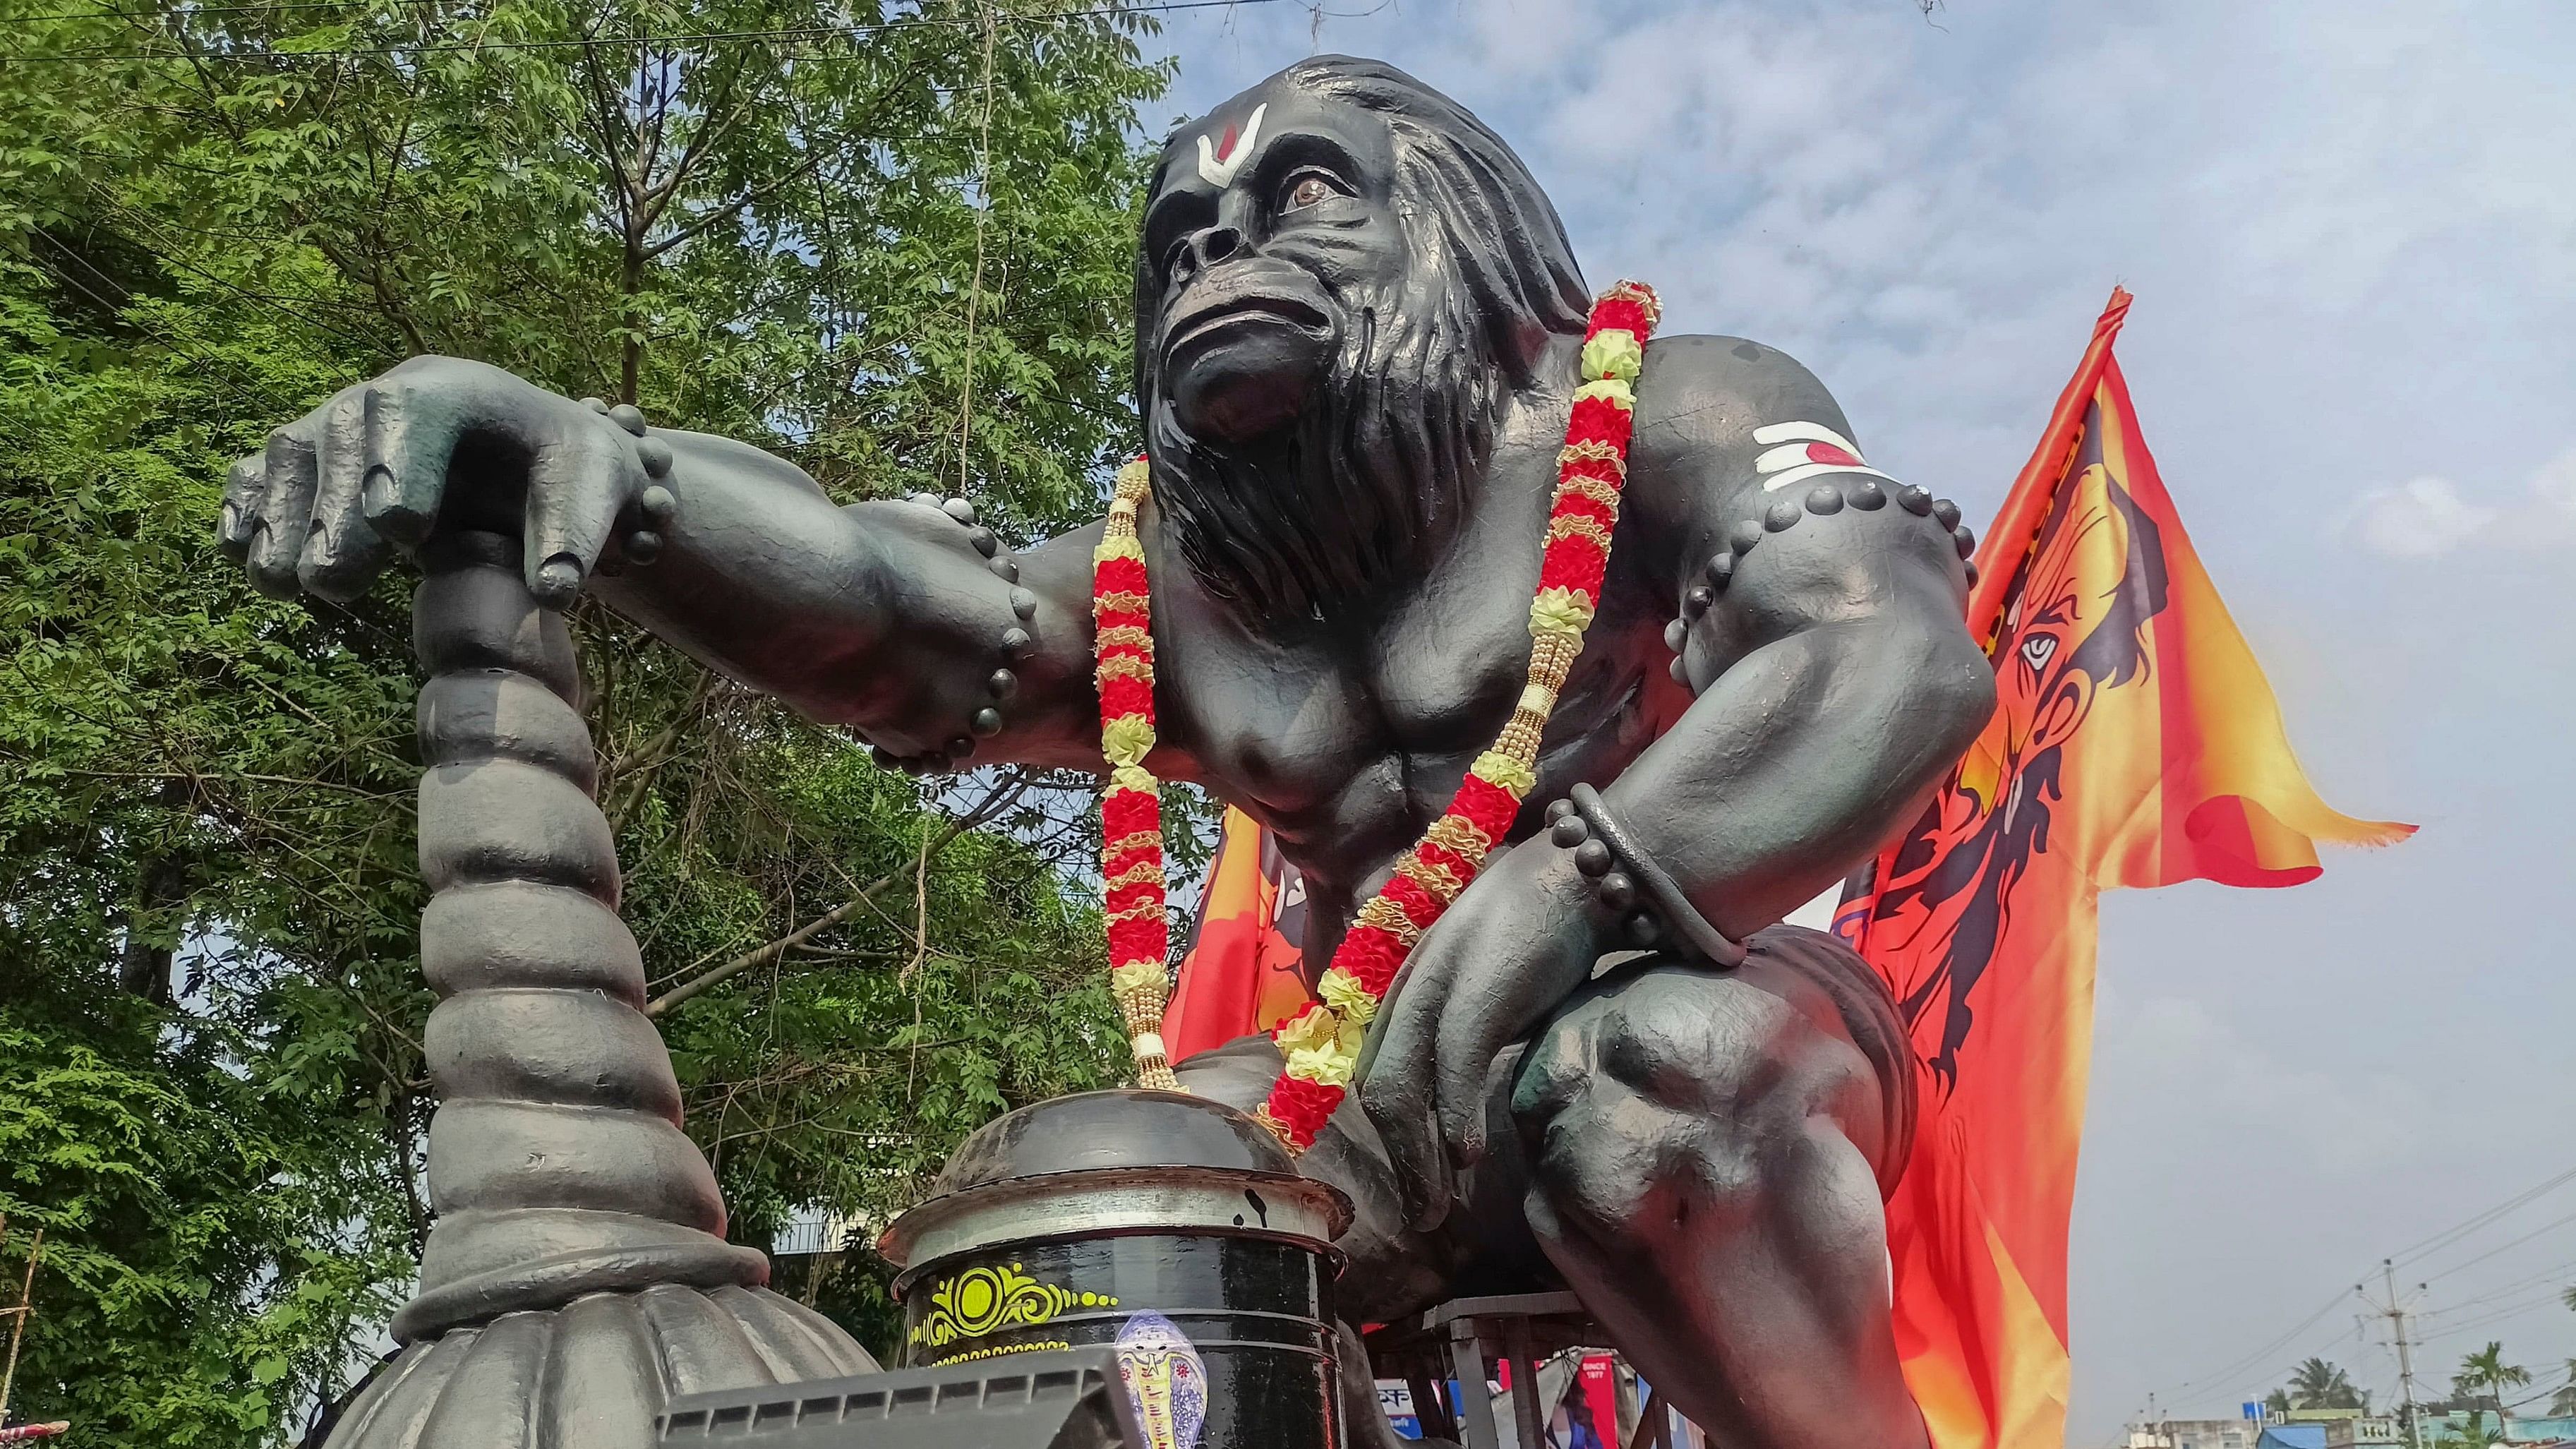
[1282,174,1339,213]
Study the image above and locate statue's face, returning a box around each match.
[1143,84,1407,445]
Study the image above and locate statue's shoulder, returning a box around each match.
[1631,335,1852,474]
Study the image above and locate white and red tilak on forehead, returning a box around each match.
[1752,420,1900,493]
[1193,101,1268,188]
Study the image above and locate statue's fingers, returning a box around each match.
[522,426,638,606]
[359,375,450,550]
[246,427,318,599]
[1432,967,1519,1169]
[217,454,265,563]
[299,390,387,603]
[1357,975,1455,1232]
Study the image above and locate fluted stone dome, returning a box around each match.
[881,1089,1352,1275]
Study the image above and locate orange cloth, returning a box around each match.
[1834,288,2412,1449]
[1166,807,1316,1062]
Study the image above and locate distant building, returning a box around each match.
[2413,1411,2576,1446]
[2258,1424,2329,1449]
[2128,1418,2270,1449]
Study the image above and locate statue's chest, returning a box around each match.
[1159,584,1562,851]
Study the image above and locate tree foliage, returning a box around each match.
[2280,1357,2369,1413]
[0,2,1174,1440]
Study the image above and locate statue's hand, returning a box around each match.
[1356,840,1601,1232]
[217,356,656,604]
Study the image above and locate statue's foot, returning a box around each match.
[318,1284,875,1448]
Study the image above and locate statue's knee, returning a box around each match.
[1513,968,1795,1243]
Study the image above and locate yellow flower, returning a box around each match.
[1110,961,1166,997]
[1273,1004,1341,1055]
[1572,377,1635,413]
[1527,586,1595,639]
[1109,764,1158,796]
[1093,535,1145,565]
[1470,750,1537,797]
[1580,329,1642,383]
[1102,714,1157,766]
[1280,1009,1366,1086]
[1317,968,1377,1025]
[1284,1035,1359,1088]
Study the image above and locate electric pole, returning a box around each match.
[2357,1258,2426,1449]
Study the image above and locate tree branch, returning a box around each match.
[643,771,1031,1017]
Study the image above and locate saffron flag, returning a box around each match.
[1833,288,2414,1449]
[1166,807,1315,1063]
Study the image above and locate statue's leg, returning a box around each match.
[1512,926,1927,1449]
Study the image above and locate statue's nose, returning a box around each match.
[1175,224,1245,281]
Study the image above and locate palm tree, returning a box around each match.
[2286,1358,2368,1411]
[2455,1410,2506,1449]
[2459,1342,2531,1422]
[2546,1359,2576,1419]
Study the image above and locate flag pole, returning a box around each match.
[1964,287,2133,637]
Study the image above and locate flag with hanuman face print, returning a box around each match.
[1834,288,2412,1449]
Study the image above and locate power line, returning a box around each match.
[0,0,1286,59]
[2153,1286,2359,1402]
[2412,1208,2576,1285]
[2142,1162,2576,1414]
[2389,1161,2576,1269]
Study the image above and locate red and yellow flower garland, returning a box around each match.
[1093,460,1180,1092]
[1093,281,1661,1146]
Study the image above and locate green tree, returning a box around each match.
[0,2,1175,1441]
[2283,1357,2371,1412]
[2458,1343,2531,1422]
[2546,1361,2576,1418]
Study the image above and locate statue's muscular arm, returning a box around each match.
[584,427,1109,771]
[1609,337,1997,933]
[217,356,1110,772]
[1359,338,1997,1224]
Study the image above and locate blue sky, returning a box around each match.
[1145,1,2576,1438]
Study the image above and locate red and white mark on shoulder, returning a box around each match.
[1752,421,1899,493]
[1196,102,1268,188]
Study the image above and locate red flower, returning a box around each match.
[1584,298,1648,340]
[1107,914,1167,965]
[1263,1076,1344,1147]
[1382,872,1444,930]
[1450,776,1521,840]
[1416,841,1479,885]
[1103,843,1161,879]
[1099,675,1155,721]
[1538,535,1608,596]
[1552,491,1618,531]
[1102,789,1161,840]
[1565,397,1635,450]
[1094,556,1149,596]
[1333,925,1408,994]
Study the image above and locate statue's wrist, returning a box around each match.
[1541,785,1748,967]
[857,492,1040,776]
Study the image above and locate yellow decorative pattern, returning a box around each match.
[908,1261,1105,1351]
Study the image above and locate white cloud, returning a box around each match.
[2345,445,2576,557]
[2349,476,2502,557]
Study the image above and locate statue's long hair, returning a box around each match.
[1135,56,1594,622]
